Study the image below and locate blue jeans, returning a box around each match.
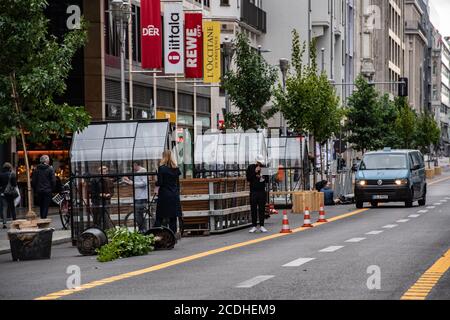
[135,199,147,232]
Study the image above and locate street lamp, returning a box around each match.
[279,58,289,136]
[111,0,131,120]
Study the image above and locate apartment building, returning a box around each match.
[439,37,450,154]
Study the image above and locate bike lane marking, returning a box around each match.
[34,208,369,300]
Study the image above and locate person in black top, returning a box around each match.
[246,155,269,233]
[155,150,182,236]
[31,155,56,219]
[0,162,17,228]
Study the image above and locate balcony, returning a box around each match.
[241,0,267,33]
[405,20,427,41]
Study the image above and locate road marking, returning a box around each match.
[366,230,383,235]
[433,203,442,206]
[440,200,447,203]
[236,275,275,288]
[283,257,316,267]
[426,206,435,209]
[396,219,410,223]
[34,208,369,300]
[409,214,421,218]
[382,224,398,229]
[401,249,450,300]
[417,210,428,213]
[345,237,366,243]
[429,176,450,186]
[319,246,344,253]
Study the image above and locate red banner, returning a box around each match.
[140,0,162,69]
[184,13,203,78]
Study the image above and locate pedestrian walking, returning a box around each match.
[154,150,182,236]
[123,161,149,233]
[0,162,18,228]
[89,165,115,230]
[246,155,269,233]
[31,155,56,219]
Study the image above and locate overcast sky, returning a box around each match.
[429,0,450,37]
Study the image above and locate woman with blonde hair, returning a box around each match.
[154,150,182,236]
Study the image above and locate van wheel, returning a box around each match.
[418,187,427,206]
[405,188,414,208]
[356,200,364,209]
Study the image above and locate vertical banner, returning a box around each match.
[203,21,221,83]
[164,2,184,74]
[184,13,203,79]
[140,0,162,69]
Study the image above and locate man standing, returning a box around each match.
[123,161,149,233]
[32,155,56,219]
[246,155,269,233]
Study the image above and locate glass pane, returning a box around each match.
[136,122,167,138]
[102,138,134,161]
[105,122,137,138]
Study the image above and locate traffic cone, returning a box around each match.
[280,211,292,234]
[317,204,328,223]
[302,207,314,228]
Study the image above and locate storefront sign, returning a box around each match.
[203,21,221,83]
[140,0,162,69]
[164,2,184,74]
[184,13,203,79]
[156,111,176,123]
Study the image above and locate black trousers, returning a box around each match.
[38,192,52,219]
[154,216,177,235]
[250,191,266,227]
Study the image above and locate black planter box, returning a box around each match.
[8,228,55,261]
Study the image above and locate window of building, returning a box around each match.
[220,0,230,6]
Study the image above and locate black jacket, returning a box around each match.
[0,169,17,194]
[246,164,268,193]
[156,165,182,218]
[31,164,56,193]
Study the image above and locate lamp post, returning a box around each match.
[279,58,289,136]
[111,0,131,121]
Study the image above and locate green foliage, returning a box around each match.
[377,94,400,149]
[394,97,417,149]
[0,0,91,144]
[222,32,278,131]
[96,227,155,263]
[415,111,441,154]
[274,30,343,141]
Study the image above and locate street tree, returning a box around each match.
[0,0,90,217]
[415,111,440,167]
[377,94,400,149]
[222,32,278,131]
[394,97,417,150]
[345,75,383,153]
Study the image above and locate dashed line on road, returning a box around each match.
[282,257,316,267]
[409,214,421,218]
[382,224,398,229]
[401,249,450,300]
[319,246,344,253]
[433,203,442,206]
[426,206,435,209]
[236,276,275,288]
[417,210,428,213]
[345,238,366,243]
[34,208,369,300]
[366,230,383,235]
[396,219,410,223]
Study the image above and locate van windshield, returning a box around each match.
[360,154,407,170]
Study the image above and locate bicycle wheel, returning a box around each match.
[59,200,71,230]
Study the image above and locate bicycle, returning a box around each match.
[52,182,71,230]
[123,194,157,232]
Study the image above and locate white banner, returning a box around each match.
[164,2,184,74]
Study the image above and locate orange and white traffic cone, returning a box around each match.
[280,210,292,234]
[302,207,314,228]
[317,204,328,223]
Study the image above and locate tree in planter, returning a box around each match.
[394,97,417,150]
[377,93,400,149]
[0,0,91,217]
[345,75,383,153]
[415,111,440,168]
[222,32,278,131]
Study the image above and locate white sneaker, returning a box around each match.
[249,227,258,233]
[260,226,268,233]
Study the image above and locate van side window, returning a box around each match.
[411,152,421,169]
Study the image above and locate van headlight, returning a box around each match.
[395,179,408,186]
[358,180,367,186]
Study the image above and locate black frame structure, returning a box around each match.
[69,119,170,243]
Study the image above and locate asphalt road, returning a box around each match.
[0,176,449,300]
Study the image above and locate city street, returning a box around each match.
[1,174,449,301]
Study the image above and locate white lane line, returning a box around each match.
[446,197,450,200]
[236,276,275,288]
[382,224,398,229]
[433,203,442,206]
[396,219,410,223]
[366,230,384,235]
[319,246,344,253]
[408,214,421,218]
[426,206,435,209]
[345,237,366,243]
[440,200,448,203]
[417,210,428,213]
[283,258,316,267]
